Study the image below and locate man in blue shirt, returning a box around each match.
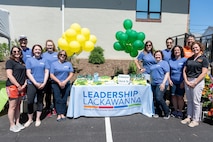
[162,37,174,108]
[162,37,174,62]
[19,35,32,63]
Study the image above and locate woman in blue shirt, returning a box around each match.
[50,50,74,121]
[24,44,49,127]
[169,45,187,119]
[150,50,170,119]
[135,40,156,81]
[43,40,58,117]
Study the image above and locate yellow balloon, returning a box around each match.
[81,28,90,40]
[58,38,68,50]
[83,41,94,52]
[76,34,86,45]
[89,35,97,44]
[62,33,66,39]
[69,41,81,53]
[65,29,77,41]
[75,47,83,55]
[66,49,75,57]
[70,23,81,34]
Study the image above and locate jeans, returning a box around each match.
[151,84,170,116]
[51,82,71,115]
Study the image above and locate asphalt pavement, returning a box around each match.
[0,112,213,142]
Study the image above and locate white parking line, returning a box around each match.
[105,117,113,142]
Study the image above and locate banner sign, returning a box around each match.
[67,84,154,118]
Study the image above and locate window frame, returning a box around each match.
[136,0,162,22]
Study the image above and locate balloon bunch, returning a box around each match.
[113,19,146,57]
[58,23,97,57]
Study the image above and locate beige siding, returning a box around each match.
[0,0,189,59]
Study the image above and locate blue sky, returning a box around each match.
[190,0,213,34]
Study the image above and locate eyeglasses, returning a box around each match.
[146,44,152,47]
[59,54,67,57]
[13,50,21,53]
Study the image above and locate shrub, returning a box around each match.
[89,46,105,64]
[128,61,137,74]
[0,43,10,61]
[114,66,124,76]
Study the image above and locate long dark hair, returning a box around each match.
[171,45,184,59]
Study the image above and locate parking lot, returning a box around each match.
[0,112,213,142]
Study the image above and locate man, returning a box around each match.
[162,37,174,62]
[162,37,174,109]
[183,34,195,58]
[19,35,32,63]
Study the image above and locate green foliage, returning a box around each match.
[89,46,105,64]
[128,61,137,74]
[0,43,10,61]
[114,66,123,76]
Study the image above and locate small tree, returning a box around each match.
[89,46,105,64]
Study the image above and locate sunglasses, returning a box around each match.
[59,54,67,57]
[13,50,21,53]
[146,44,152,47]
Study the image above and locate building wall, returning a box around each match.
[0,0,189,59]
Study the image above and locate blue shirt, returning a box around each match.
[50,61,74,82]
[26,57,50,84]
[22,47,32,63]
[137,51,156,74]
[169,57,187,84]
[43,51,58,66]
[150,60,170,85]
[162,49,171,62]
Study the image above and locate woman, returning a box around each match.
[150,50,170,119]
[135,40,156,81]
[181,41,209,127]
[5,46,27,132]
[24,44,49,127]
[169,45,187,119]
[43,40,58,117]
[50,50,74,121]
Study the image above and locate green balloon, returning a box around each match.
[123,19,133,30]
[119,33,128,42]
[137,42,145,50]
[124,44,132,53]
[137,32,146,41]
[113,42,125,51]
[133,40,143,50]
[115,31,123,40]
[128,30,138,43]
[113,42,122,51]
[130,49,138,57]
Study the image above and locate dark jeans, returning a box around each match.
[51,82,71,115]
[27,84,45,114]
[151,84,170,116]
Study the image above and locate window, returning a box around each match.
[136,0,162,22]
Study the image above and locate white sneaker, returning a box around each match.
[153,114,159,118]
[181,118,191,124]
[10,125,21,133]
[188,121,199,127]
[35,120,41,127]
[24,120,33,128]
[16,123,25,130]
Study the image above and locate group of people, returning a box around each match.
[5,34,209,133]
[5,35,74,132]
[135,34,209,127]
